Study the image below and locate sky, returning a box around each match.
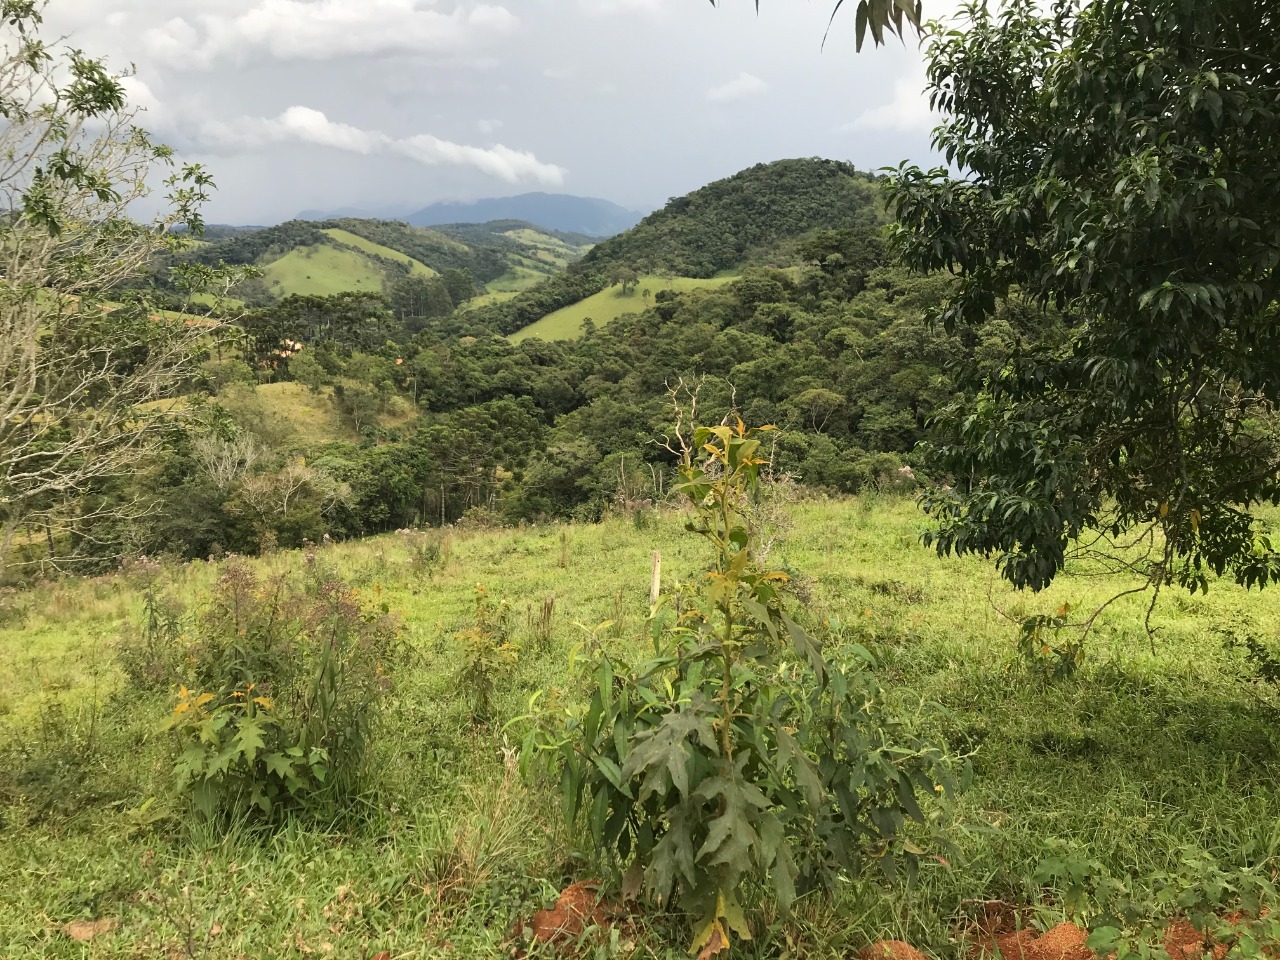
[41,0,956,224]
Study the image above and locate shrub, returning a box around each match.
[116,586,186,691]
[162,561,400,821]
[455,585,518,723]
[524,423,952,953]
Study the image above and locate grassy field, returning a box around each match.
[509,274,739,343]
[261,244,385,298]
[3,494,1280,957]
[502,228,589,270]
[322,229,438,278]
[485,263,556,295]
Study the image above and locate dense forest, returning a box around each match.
[11,159,1063,570]
[465,159,884,336]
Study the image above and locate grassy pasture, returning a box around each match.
[261,244,385,298]
[2,495,1280,957]
[485,263,554,295]
[322,228,438,278]
[509,274,739,342]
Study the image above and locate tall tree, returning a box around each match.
[0,1,233,575]
[888,0,1280,597]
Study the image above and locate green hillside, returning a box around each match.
[321,228,437,277]
[468,158,882,337]
[179,218,574,307]
[509,274,736,342]
[260,244,384,298]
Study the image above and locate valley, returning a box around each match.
[3,2,1279,957]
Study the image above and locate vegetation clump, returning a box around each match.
[526,423,951,953]
[161,561,401,821]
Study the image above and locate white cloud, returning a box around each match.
[477,119,503,134]
[119,76,165,122]
[844,65,938,133]
[144,0,517,69]
[579,0,665,17]
[197,106,565,185]
[392,135,563,184]
[706,72,767,103]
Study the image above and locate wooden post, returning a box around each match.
[650,550,661,607]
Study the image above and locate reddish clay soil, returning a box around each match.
[1163,918,1234,960]
[528,881,616,946]
[968,921,1093,960]
[860,939,930,960]
[966,910,1261,960]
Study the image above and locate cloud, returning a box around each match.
[578,0,665,16]
[391,136,563,184]
[144,0,517,69]
[196,106,565,185]
[120,76,166,123]
[477,118,503,134]
[844,66,938,134]
[706,72,767,103]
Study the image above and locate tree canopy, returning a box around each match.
[887,0,1280,594]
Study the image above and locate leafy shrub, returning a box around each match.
[162,561,400,821]
[524,423,952,953]
[1018,603,1085,680]
[403,529,452,580]
[456,585,518,723]
[116,586,186,691]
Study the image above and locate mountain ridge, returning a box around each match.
[296,193,647,238]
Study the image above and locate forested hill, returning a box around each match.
[465,158,883,337]
[589,157,880,276]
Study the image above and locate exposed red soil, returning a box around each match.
[860,939,930,960]
[966,909,1266,960]
[1162,916,1249,960]
[528,881,615,947]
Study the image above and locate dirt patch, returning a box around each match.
[968,919,1094,960]
[1163,918,1236,960]
[860,939,930,960]
[528,881,615,947]
[62,918,116,942]
[967,911,1268,960]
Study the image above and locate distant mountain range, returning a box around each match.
[297,193,648,239]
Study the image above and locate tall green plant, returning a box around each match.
[525,422,951,955]
[163,562,400,821]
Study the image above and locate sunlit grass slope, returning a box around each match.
[321,229,437,278]
[261,244,384,298]
[4,497,1280,957]
[508,274,738,342]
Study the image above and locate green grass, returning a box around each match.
[321,229,438,278]
[462,290,521,311]
[501,228,588,270]
[261,244,385,298]
[485,264,554,295]
[509,274,739,343]
[188,291,246,313]
[4,497,1280,957]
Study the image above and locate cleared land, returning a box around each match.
[321,229,438,278]
[261,244,385,298]
[485,264,554,295]
[2,497,1279,957]
[509,274,738,342]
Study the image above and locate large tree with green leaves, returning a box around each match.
[0,1,234,575]
[887,0,1280,598]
